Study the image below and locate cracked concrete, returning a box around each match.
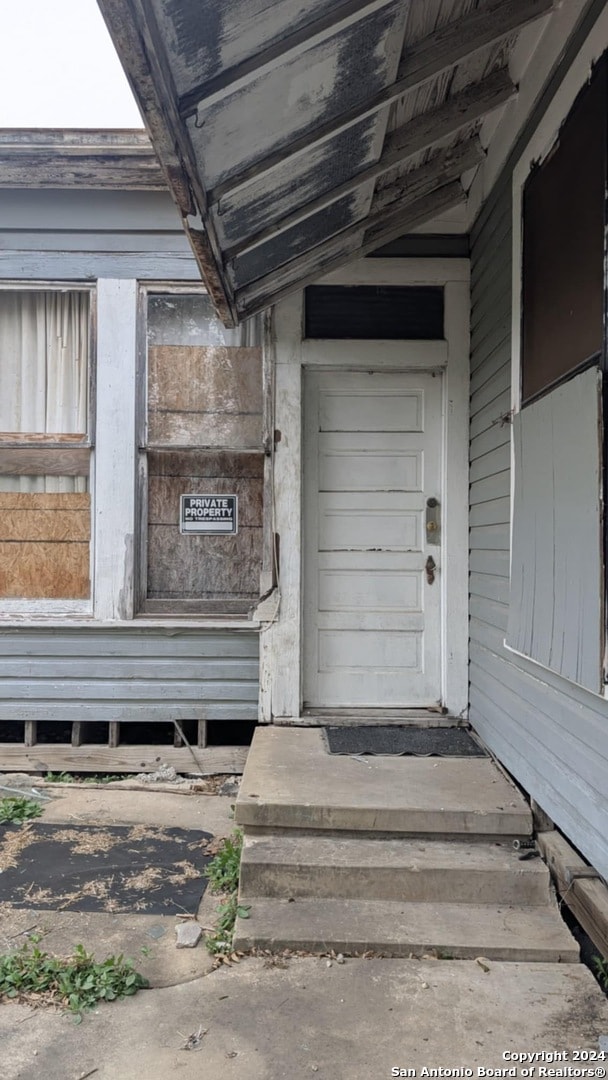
[1,784,607,1080]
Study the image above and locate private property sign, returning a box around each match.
[180,494,238,535]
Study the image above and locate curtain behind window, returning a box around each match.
[0,291,89,492]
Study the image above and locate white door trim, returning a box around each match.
[260,257,470,722]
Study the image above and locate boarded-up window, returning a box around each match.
[143,292,264,614]
[521,61,606,404]
[0,290,92,600]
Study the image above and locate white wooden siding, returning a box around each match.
[0,190,199,281]
[469,184,608,881]
[0,629,258,723]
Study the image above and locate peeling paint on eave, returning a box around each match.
[97,0,236,325]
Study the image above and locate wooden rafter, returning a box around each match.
[237,183,466,318]
[178,0,400,116]
[233,138,482,310]
[209,0,553,204]
[224,68,516,261]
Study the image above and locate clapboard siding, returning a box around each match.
[0,189,199,281]
[469,182,608,881]
[0,629,259,723]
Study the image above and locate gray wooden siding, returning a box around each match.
[0,628,258,723]
[469,187,608,881]
[0,189,199,281]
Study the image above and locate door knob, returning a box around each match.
[425,497,440,545]
[425,555,436,585]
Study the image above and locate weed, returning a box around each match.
[205,895,250,955]
[0,941,148,1018]
[594,955,608,991]
[204,829,243,894]
[45,772,128,785]
[0,797,43,825]
[203,830,249,955]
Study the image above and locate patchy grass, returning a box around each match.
[203,830,250,957]
[0,797,43,825]
[0,939,148,1019]
[45,772,129,785]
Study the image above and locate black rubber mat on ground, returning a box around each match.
[0,823,212,914]
[324,726,487,757]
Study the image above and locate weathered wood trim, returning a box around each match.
[0,744,249,775]
[209,0,552,204]
[178,0,397,116]
[0,252,200,281]
[537,830,608,959]
[96,0,236,324]
[225,70,515,262]
[0,434,89,446]
[0,128,165,189]
[442,281,471,717]
[0,448,90,476]
[93,280,138,621]
[301,340,447,369]
[237,184,465,318]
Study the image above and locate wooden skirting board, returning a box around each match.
[537,829,608,960]
[0,745,249,776]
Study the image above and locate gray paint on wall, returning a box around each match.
[0,189,200,281]
[0,628,259,723]
[469,185,608,882]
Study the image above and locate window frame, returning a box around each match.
[509,44,608,693]
[136,282,272,617]
[0,281,96,617]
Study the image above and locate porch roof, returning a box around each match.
[97,0,555,325]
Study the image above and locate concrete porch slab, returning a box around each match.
[236,727,532,836]
[3,957,606,1080]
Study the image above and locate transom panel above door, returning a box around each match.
[303,369,442,709]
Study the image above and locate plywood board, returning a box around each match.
[148,345,263,448]
[0,541,90,599]
[146,450,263,603]
[507,368,603,692]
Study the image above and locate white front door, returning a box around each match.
[303,369,442,708]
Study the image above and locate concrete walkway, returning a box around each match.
[2,956,606,1080]
[0,782,606,1080]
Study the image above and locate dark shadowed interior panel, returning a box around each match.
[304,285,444,340]
[521,59,606,404]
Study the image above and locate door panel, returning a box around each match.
[303,369,442,708]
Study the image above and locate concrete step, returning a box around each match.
[239,834,552,905]
[235,728,532,838]
[233,897,579,962]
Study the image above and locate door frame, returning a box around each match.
[260,258,470,722]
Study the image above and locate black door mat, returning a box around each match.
[0,823,212,915]
[324,726,487,757]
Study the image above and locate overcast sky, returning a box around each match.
[0,0,143,128]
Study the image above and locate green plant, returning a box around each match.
[0,797,43,824]
[0,941,148,1017]
[594,955,608,991]
[203,829,249,955]
[45,772,128,785]
[204,829,243,894]
[205,895,250,956]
